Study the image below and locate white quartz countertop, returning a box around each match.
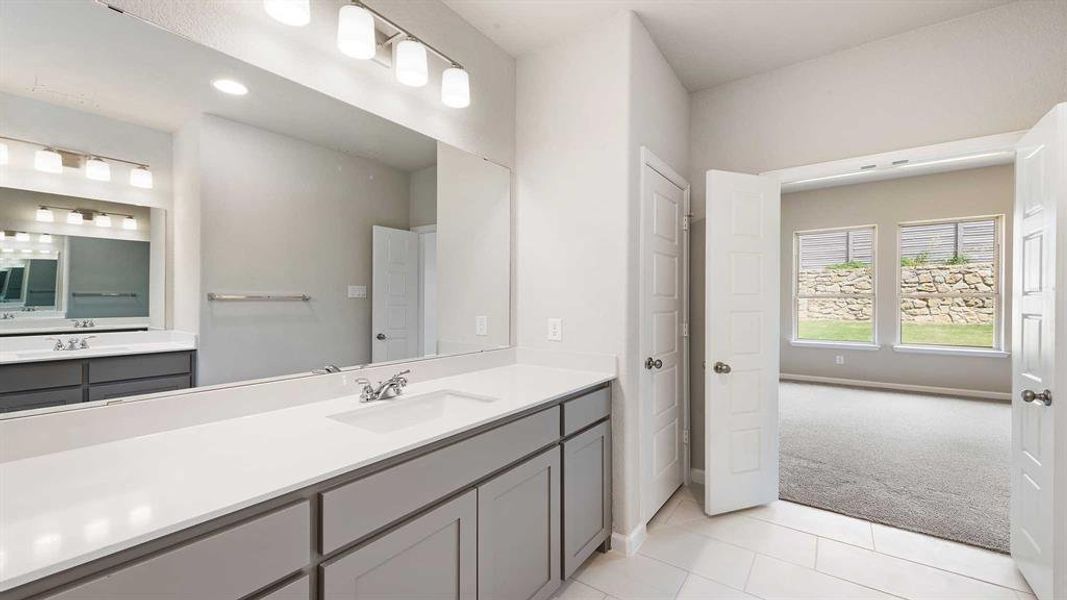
[0,363,613,591]
[0,330,196,364]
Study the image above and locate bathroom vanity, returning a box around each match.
[0,362,614,600]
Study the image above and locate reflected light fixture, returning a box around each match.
[123,216,138,231]
[20,249,32,254]
[394,39,428,87]
[67,211,84,225]
[441,67,470,108]
[39,234,52,244]
[85,156,111,181]
[36,207,55,223]
[0,248,10,254]
[263,0,310,26]
[130,166,154,189]
[95,214,113,228]
[34,148,63,173]
[0,142,8,165]
[337,4,376,59]
[14,232,29,242]
[212,79,249,96]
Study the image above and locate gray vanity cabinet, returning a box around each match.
[478,447,561,600]
[562,420,612,579]
[321,490,477,600]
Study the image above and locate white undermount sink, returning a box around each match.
[14,347,128,359]
[328,389,499,433]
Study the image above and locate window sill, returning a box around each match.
[892,345,1009,358]
[789,340,881,351]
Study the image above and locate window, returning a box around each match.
[794,226,876,344]
[897,216,1001,349]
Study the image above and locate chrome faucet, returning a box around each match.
[357,370,411,402]
[79,336,96,349]
[45,337,65,351]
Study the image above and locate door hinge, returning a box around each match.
[682,322,689,337]
[683,429,690,445]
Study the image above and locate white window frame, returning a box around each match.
[893,214,1006,355]
[791,224,879,350]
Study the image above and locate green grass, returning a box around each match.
[798,320,994,347]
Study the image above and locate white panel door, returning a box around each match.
[640,163,687,521]
[372,225,420,363]
[1011,103,1064,600]
[704,170,780,516]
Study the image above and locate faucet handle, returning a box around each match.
[45,337,64,351]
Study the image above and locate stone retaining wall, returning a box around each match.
[797,263,995,324]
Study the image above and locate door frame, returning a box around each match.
[637,146,691,523]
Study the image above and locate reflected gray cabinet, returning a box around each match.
[321,490,477,600]
[478,447,561,600]
[562,420,612,578]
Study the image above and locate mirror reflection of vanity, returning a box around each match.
[0,1,511,415]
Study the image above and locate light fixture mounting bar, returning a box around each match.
[0,134,150,169]
[353,1,463,68]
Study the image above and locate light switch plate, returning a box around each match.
[835,355,845,365]
[547,318,562,342]
[348,285,367,299]
[475,315,488,336]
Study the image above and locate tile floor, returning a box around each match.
[561,486,1034,600]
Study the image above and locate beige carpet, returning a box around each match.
[779,381,1010,552]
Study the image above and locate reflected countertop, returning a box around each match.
[0,362,614,591]
[0,330,196,364]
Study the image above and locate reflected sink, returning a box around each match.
[14,347,128,359]
[328,390,499,433]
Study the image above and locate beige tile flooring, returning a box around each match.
[562,486,1035,600]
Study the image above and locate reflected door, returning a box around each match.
[704,170,781,516]
[372,226,420,363]
[1011,103,1063,600]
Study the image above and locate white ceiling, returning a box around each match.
[0,1,437,172]
[442,0,1013,91]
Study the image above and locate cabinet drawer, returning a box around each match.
[562,421,611,578]
[0,386,82,413]
[88,373,192,401]
[562,386,611,436]
[0,361,82,394]
[256,575,311,600]
[321,406,560,555]
[88,351,192,384]
[43,502,311,600]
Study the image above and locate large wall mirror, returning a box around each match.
[0,1,510,410]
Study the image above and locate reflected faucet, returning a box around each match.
[313,364,342,375]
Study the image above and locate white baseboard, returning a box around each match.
[610,523,648,556]
[780,373,1010,401]
[690,468,705,484]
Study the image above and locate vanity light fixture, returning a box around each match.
[20,249,32,254]
[441,66,470,108]
[85,156,111,181]
[14,232,30,242]
[394,39,428,87]
[212,79,249,96]
[0,248,11,254]
[123,216,138,231]
[337,4,376,59]
[36,207,55,223]
[130,166,154,189]
[67,211,84,225]
[95,214,113,228]
[34,148,63,173]
[39,234,52,244]
[263,0,310,26]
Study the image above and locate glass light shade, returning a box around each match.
[337,5,376,59]
[263,0,310,26]
[95,214,113,228]
[212,79,249,96]
[39,234,52,244]
[123,216,138,231]
[395,39,428,87]
[21,249,32,254]
[441,67,470,108]
[130,167,154,189]
[0,142,8,165]
[39,249,51,254]
[85,157,111,181]
[0,248,11,253]
[34,148,63,173]
[14,232,29,242]
[67,211,84,225]
[36,207,55,222]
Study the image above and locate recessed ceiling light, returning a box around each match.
[212,79,249,96]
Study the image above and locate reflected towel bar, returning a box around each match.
[207,293,311,302]
[72,292,138,298]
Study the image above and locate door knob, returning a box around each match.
[1021,389,1052,406]
[376,333,387,341]
[713,361,732,374]
[644,357,663,370]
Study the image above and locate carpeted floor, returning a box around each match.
[779,381,1010,552]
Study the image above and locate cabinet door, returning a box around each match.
[321,490,476,600]
[478,447,561,600]
[563,421,611,578]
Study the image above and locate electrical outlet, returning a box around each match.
[475,315,488,336]
[547,318,562,342]
[348,285,367,299]
[835,355,845,365]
